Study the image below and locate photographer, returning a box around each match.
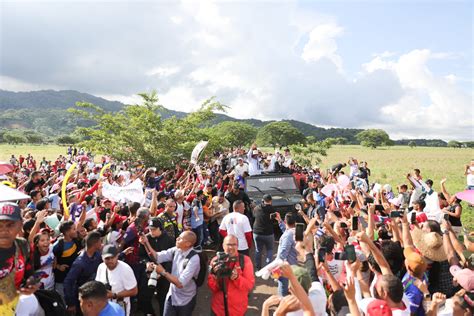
[138,217,174,316]
[208,235,255,316]
[95,245,137,316]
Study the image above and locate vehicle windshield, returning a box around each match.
[246,176,298,192]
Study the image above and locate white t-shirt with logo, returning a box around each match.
[219,212,252,250]
[37,245,55,290]
[96,260,137,316]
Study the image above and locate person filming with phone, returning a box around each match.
[208,235,255,316]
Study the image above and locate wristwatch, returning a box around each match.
[112,293,118,300]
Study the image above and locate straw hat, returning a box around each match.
[411,227,447,262]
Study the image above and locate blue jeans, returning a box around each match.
[192,225,204,247]
[278,277,289,296]
[253,233,274,270]
[163,295,196,316]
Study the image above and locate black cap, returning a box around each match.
[0,202,21,222]
[263,194,272,202]
[148,217,163,230]
[102,244,118,259]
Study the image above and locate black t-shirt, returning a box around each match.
[225,190,251,212]
[253,204,275,235]
[24,178,46,194]
[448,204,462,226]
[359,167,370,179]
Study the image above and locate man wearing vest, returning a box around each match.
[144,231,201,316]
[208,235,255,316]
[158,199,180,244]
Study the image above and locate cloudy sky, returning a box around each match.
[1,0,472,140]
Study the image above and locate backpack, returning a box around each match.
[177,249,208,287]
[34,289,67,315]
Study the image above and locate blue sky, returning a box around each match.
[0,0,472,140]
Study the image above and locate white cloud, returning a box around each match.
[0,75,60,91]
[146,66,181,77]
[301,23,344,72]
[1,1,471,141]
[363,49,472,140]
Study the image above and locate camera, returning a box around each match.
[105,283,112,291]
[212,252,237,278]
[148,270,159,288]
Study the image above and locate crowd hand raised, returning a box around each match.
[279,262,294,279]
[355,231,370,243]
[36,209,48,223]
[274,295,301,315]
[263,295,282,309]
[342,276,356,301]
[432,292,446,306]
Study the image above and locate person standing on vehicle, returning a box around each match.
[252,194,277,271]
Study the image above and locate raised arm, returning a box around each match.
[357,231,392,275]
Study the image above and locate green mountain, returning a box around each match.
[0,89,363,142]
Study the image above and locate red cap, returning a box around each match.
[367,299,392,316]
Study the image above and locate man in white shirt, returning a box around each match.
[247,144,261,176]
[219,200,253,256]
[234,158,249,177]
[96,245,138,316]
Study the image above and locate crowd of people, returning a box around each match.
[0,145,473,316]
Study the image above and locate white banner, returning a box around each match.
[191,141,208,164]
[102,179,145,205]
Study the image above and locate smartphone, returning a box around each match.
[375,204,385,212]
[295,223,304,241]
[350,201,357,208]
[270,213,276,220]
[345,244,356,262]
[364,197,374,205]
[359,216,368,229]
[352,216,359,231]
[318,247,326,263]
[390,211,403,218]
[334,252,347,260]
[410,212,417,224]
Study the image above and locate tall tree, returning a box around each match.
[256,121,305,148]
[209,121,257,149]
[356,129,392,149]
[69,91,224,167]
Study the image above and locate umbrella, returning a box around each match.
[456,190,474,205]
[0,162,14,175]
[0,184,30,202]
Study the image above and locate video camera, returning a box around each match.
[212,252,238,278]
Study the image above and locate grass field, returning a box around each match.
[1,143,473,229]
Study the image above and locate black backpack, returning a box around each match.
[34,289,67,315]
[179,249,208,287]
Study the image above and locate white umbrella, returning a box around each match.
[0,184,30,202]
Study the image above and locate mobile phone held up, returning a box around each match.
[410,212,417,224]
[270,213,277,220]
[295,223,305,242]
[351,216,358,231]
[318,247,326,263]
[390,211,403,218]
[344,244,356,263]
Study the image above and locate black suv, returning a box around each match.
[245,173,303,216]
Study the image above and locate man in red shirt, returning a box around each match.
[208,235,255,316]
